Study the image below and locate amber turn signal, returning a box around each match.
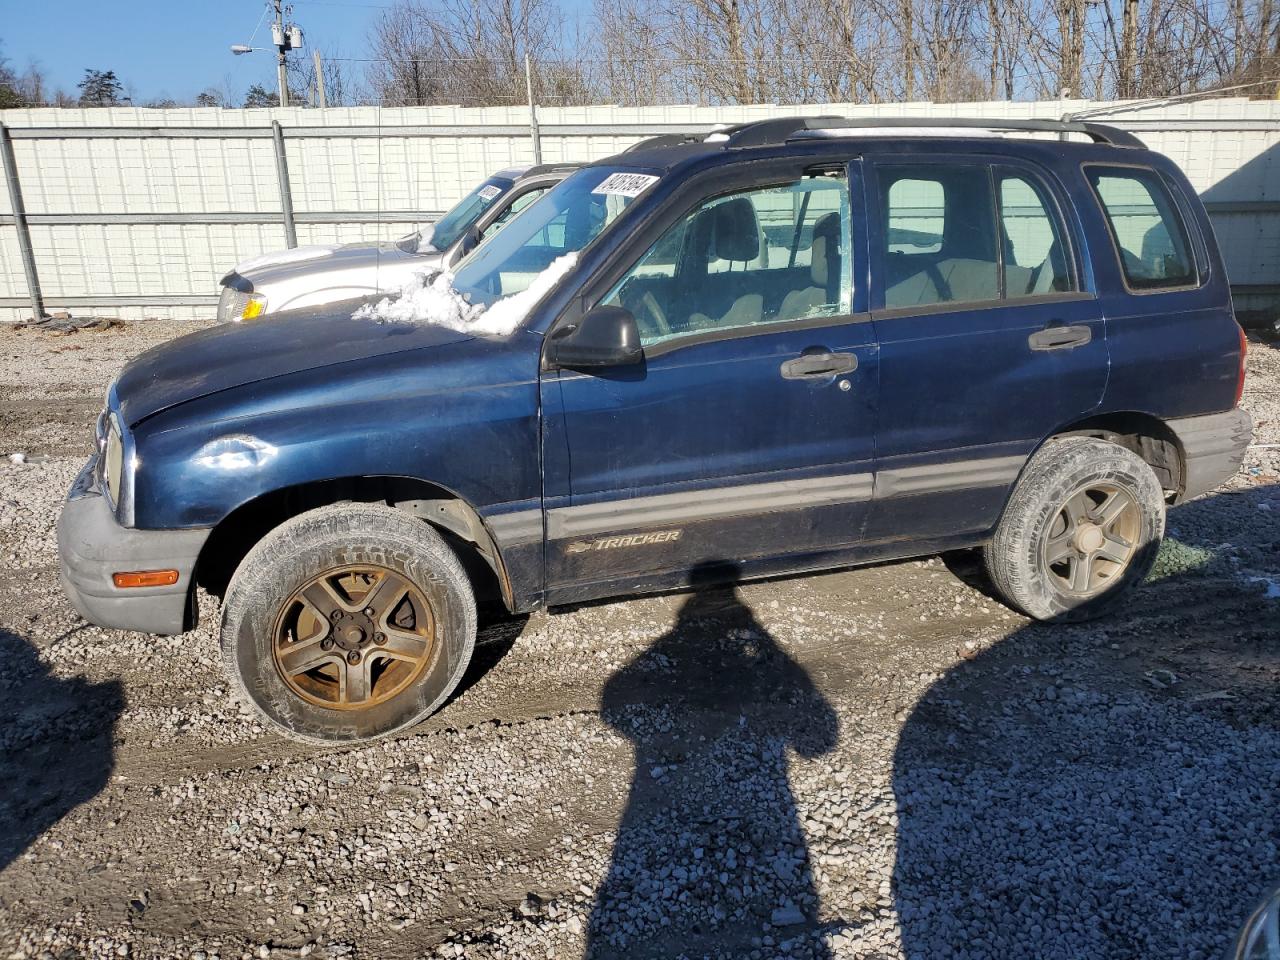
[112,569,180,588]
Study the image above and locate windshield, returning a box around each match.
[413,176,514,254]
[452,166,658,308]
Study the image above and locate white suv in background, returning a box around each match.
[216,163,579,322]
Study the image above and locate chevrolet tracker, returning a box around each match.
[59,117,1252,743]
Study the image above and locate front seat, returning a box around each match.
[779,212,841,319]
[683,197,765,333]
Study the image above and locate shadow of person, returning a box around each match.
[586,561,839,959]
[0,627,123,871]
[893,483,1280,960]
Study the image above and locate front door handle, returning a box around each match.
[780,351,858,380]
[1028,323,1092,351]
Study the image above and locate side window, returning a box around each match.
[601,175,853,347]
[1087,167,1197,290]
[879,164,999,309]
[482,186,549,238]
[888,179,944,253]
[998,173,1075,297]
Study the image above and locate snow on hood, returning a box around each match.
[233,245,338,274]
[353,253,579,336]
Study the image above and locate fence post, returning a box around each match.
[525,55,542,164]
[0,123,46,321]
[271,120,298,249]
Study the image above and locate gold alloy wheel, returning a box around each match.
[272,565,436,710]
[1043,482,1141,596]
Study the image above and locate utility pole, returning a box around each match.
[525,54,542,164]
[274,0,289,107]
[313,48,327,108]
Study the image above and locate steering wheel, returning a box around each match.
[636,291,672,339]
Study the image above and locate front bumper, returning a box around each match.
[57,455,210,635]
[1167,407,1254,502]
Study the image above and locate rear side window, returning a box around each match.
[1087,167,1197,290]
[880,164,999,308]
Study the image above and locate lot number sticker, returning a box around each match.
[592,173,659,198]
[478,185,503,201]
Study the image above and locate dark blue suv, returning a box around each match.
[58,118,1253,743]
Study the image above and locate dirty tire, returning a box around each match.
[221,503,476,744]
[984,437,1165,622]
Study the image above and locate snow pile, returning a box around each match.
[353,270,481,328]
[353,253,579,337]
[475,253,578,335]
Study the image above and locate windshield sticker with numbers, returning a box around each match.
[591,173,660,198]
[478,185,502,201]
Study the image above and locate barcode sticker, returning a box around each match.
[478,185,502,201]
[592,172,659,198]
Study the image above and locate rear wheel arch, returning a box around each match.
[194,475,514,612]
[1032,410,1184,500]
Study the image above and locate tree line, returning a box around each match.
[2,0,1277,111]
[369,0,1280,105]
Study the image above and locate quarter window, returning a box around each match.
[601,175,853,347]
[1087,167,1197,290]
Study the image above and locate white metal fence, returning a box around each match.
[0,98,1277,323]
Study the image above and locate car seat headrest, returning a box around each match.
[704,196,761,262]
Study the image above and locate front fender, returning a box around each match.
[130,334,544,531]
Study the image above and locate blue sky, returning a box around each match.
[0,0,386,104]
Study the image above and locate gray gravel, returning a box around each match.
[0,319,1276,960]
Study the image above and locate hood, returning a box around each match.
[228,240,445,288]
[114,304,475,426]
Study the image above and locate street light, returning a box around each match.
[230,45,258,55]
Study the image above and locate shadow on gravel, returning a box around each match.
[0,628,123,872]
[585,561,839,959]
[893,485,1280,960]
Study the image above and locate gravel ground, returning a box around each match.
[0,320,1276,960]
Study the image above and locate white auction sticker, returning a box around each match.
[591,172,659,198]
[478,185,502,201]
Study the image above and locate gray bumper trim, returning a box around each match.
[1168,408,1254,503]
[58,458,210,635]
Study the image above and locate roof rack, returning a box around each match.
[783,117,1146,148]
[714,115,847,148]
[623,133,705,152]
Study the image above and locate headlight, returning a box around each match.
[217,286,266,322]
[1232,885,1280,960]
[103,414,124,508]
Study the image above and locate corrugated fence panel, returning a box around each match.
[0,99,1278,321]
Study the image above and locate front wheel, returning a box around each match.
[984,437,1165,622]
[221,503,476,743]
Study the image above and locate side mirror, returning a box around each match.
[548,305,644,369]
[458,225,481,258]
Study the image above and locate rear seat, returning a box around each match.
[885,255,998,307]
[778,213,841,319]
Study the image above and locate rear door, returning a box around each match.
[866,155,1107,544]
[541,160,880,603]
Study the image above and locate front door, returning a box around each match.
[541,165,879,603]
[865,156,1108,545]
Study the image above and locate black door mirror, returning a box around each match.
[548,306,644,369]
[458,225,481,258]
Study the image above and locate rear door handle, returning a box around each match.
[780,351,858,379]
[1028,323,1092,351]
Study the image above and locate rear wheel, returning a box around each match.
[984,437,1165,621]
[221,503,475,743]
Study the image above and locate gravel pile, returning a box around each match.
[0,320,1276,960]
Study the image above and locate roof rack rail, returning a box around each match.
[715,115,847,148]
[785,117,1146,148]
[623,133,705,152]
